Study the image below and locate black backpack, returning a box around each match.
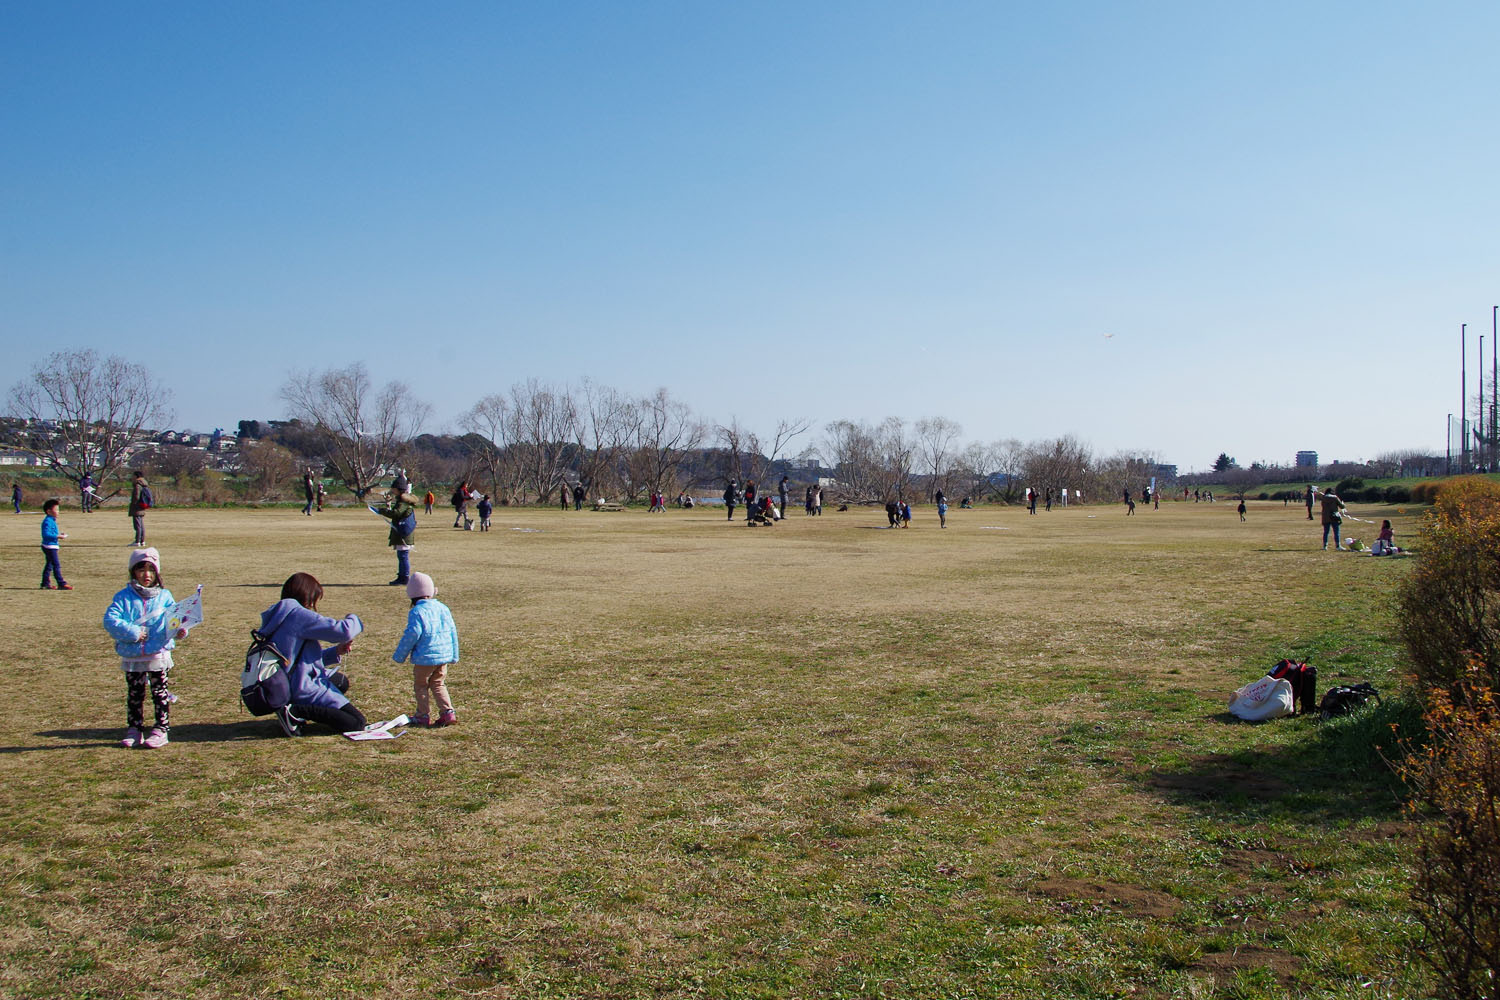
[239,629,296,716]
[1318,682,1381,720]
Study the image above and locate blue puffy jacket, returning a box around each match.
[103,585,177,660]
[392,598,460,667]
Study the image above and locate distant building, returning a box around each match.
[1295,450,1318,468]
[1152,464,1178,481]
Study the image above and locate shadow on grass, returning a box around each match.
[225,582,395,589]
[1144,697,1422,825]
[1,720,275,753]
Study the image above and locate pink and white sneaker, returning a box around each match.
[140,728,169,749]
[121,726,143,749]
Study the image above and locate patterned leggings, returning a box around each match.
[127,671,171,730]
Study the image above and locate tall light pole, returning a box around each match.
[1482,334,1486,470]
[1463,324,1469,471]
[1493,306,1498,470]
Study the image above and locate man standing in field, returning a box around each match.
[1320,489,1346,550]
[1305,484,1315,520]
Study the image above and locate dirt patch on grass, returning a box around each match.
[1190,943,1302,985]
[1032,877,1182,919]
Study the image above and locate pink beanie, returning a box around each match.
[406,572,435,599]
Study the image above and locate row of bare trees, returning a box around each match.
[5,352,1229,506]
[815,420,1175,505]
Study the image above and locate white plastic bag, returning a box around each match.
[1227,674,1295,721]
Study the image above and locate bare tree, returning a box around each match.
[1022,435,1093,501]
[988,438,1025,502]
[280,363,431,497]
[877,416,917,501]
[915,416,963,498]
[573,379,637,501]
[717,418,751,484]
[240,439,301,497]
[459,394,515,499]
[631,388,704,497]
[767,416,812,466]
[819,418,882,502]
[142,444,209,483]
[506,378,577,502]
[8,349,172,490]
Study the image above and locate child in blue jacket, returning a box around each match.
[41,498,70,589]
[103,548,187,748]
[393,572,460,727]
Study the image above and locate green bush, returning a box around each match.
[1397,477,1500,697]
[1335,476,1365,496]
[1383,485,1412,504]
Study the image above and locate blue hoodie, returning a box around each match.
[258,599,364,710]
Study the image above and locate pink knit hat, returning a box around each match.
[128,547,161,577]
[406,572,435,599]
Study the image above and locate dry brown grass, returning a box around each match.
[0,499,1424,998]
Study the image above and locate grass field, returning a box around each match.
[1,498,1427,999]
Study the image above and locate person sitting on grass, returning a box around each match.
[258,572,367,736]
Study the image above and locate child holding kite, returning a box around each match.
[103,548,188,749]
[371,488,418,585]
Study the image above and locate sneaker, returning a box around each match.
[409,714,430,728]
[141,728,169,749]
[121,726,143,748]
[434,711,459,727]
[58,583,72,591]
[275,706,305,737]
[39,583,55,590]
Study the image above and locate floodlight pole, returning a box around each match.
[1463,324,1469,471]
[1493,305,1498,470]
[1483,334,1486,470]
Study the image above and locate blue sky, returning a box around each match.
[3,2,1496,471]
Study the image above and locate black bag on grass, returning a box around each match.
[1318,683,1381,720]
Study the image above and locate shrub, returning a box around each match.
[1335,476,1365,496]
[1397,477,1500,696]
[1384,485,1412,504]
[1398,674,1500,999]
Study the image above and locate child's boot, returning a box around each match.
[435,710,458,727]
[410,714,430,728]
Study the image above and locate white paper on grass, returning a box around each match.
[343,714,410,741]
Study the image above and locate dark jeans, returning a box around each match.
[296,702,367,734]
[41,547,65,586]
[294,672,366,733]
[132,514,146,544]
[1323,522,1341,548]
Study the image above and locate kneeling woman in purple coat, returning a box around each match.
[259,572,367,736]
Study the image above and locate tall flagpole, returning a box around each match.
[1463,324,1469,471]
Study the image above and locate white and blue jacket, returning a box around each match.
[103,584,177,666]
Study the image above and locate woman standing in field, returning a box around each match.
[258,572,367,736]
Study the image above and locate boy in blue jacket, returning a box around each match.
[393,572,460,726]
[40,498,71,590]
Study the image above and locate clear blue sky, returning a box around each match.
[4,2,1496,471]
